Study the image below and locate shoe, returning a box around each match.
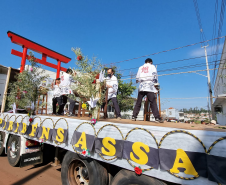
[117,117,122,120]
[132,116,136,121]
[155,118,164,123]
[68,112,75,117]
[56,113,64,116]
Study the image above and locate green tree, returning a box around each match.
[71,48,136,114]
[180,107,208,114]
[71,48,105,117]
[7,52,49,114]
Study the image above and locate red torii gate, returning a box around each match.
[7,31,71,78]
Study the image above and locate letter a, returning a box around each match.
[170,149,198,177]
[74,132,87,150]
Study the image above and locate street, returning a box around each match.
[0,156,61,185]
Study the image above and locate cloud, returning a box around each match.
[190,43,224,57]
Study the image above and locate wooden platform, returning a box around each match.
[45,114,226,132]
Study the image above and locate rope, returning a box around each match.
[54,118,69,145]
[97,124,124,161]
[72,122,97,155]
[125,127,158,172]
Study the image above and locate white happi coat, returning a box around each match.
[106,75,118,100]
[136,63,158,93]
[60,73,74,95]
[52,85,61,98]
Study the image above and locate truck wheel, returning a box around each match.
[61,151,108,185]
[7,135,21,167]
[0,131,5,156]
[111,169,167,185]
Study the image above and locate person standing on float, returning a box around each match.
[104,68,122,120]
[60,68,76,117]
[51,78,66,115]
[132,58,163,123]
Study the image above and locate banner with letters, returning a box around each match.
[1,114,226,184]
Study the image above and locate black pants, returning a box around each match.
[52,95,67,114]
[102,97,121,118]
[133,91,160,119]
[67,94,76,113]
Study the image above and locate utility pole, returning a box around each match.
[202,44,215,120]
[207,97,211,121]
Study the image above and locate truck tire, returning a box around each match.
[61,151,108,185]
[7,135,21,167]
[111,169,167,185]
[0,131,5,156]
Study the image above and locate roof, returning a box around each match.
[213,94,226,106]
[0,64,20,71]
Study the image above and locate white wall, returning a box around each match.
[179,112,184,120]
[213,40,226,125]
[0,74,7,106]
[214,41,226,96]
[216,102,226,125]
[24,65,57,79]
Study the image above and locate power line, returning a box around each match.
[118,52,224,72]
[193,0,208,44]
[210,0,219,88]
[118,67,226,81]
[104,36,226,66]
[121,60,223,78]
[157,60,222,73]
[161,96,224,99]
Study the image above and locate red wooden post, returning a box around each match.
[57,60,61,78]
[42,53,47,62]
[20,47,27,73]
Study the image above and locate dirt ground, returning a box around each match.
[47,114,226,132]
[0,156,61,185]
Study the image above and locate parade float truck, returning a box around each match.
[1,113,226,185]
[1,31,226,185]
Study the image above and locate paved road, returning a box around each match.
[0,156,61,185]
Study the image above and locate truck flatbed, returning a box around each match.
[1,113,226,185]
[46,114,226,132]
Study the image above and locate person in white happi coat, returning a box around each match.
[132,58,163,123]
[51,78,67,115]
[103,68,121,119]
[60,68,76,116]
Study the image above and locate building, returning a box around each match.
[165,107,179,121]
[179,112,184,121]
[184,113,190,122]
[213,39,226,125]
[0,65,20,112]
